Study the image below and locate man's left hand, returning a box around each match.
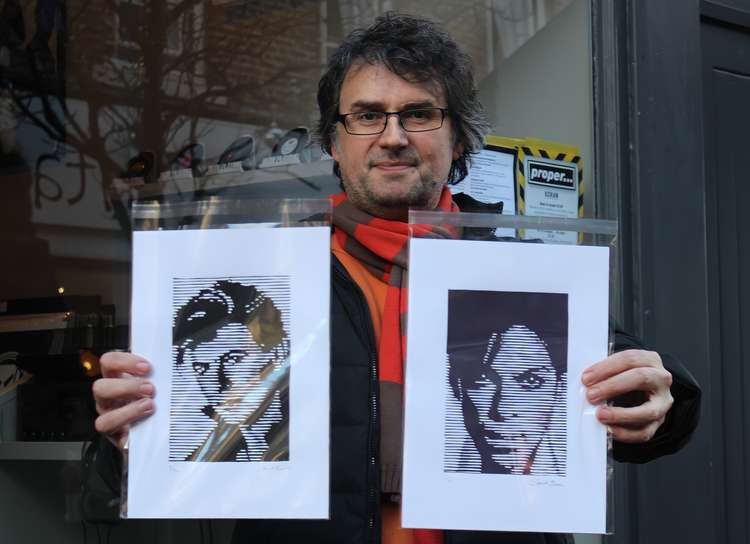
[582,349,673,443]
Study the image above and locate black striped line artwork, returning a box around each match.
[444,290,568,477]
[169,276,291,462]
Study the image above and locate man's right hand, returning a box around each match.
[92,351,156,450]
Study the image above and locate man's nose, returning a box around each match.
[488,385,507,422]
[217,360,233,393]
[376,114,409,149]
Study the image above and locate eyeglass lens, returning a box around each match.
[344,108,444,134]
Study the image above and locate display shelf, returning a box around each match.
[0,441,84,461]
[113,158,339,200]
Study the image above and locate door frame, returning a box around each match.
[592,1,750,542]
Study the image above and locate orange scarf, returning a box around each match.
[331,188,459,385]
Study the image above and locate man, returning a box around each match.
[93,13,700,544]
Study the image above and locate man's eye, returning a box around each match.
[355,112,382,123]
[219,350,247,366]
[192,361,210,375]
[514,369,544,389]
[402,109,432,122]
[470,370,499,389]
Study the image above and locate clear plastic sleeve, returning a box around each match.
[402,210,617,535]
[122,197,331,519]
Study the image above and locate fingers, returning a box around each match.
[582,349,662,387]
[582,349,674,444]
[594,381,674,443]
[94,351,155,450]
[100,351,151,379]
[597,395,673,428]
[94,396,155,436]
[585,365,672,404]
[93,377,155,408]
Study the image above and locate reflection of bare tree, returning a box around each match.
[2,0,328,231]
[1,0,559,233]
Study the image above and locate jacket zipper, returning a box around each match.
[333,259,380,543]
[368,349,378,541]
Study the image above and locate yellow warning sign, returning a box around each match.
[515,138,584,220]
[482,135,584,243]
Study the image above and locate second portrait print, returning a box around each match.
[444,290,568,476]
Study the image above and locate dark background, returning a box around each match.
[447,289,568,372]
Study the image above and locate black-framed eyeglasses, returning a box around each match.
[337,107,447,135]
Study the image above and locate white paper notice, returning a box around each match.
[403,238,609,534]
[451,145,517,237]
[451,145,516,212]
[128,226,330,519]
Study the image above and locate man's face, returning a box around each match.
[181,322,283,423]
[461,326,561,474]
[176,287,288,425]
[331,62,463,219]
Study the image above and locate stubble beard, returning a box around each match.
[344,162,443,218]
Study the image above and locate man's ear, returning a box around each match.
[452,141,464,162]
[330,134,341,162]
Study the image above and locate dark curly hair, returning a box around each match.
[316,13,491,185]
[173,280,287,356]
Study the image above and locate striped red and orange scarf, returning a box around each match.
[331,187,459,495]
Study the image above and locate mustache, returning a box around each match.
[368,150,419,167]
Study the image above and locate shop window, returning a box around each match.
[0,5,596,541]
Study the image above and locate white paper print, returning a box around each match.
[128,226,330,519]
[403,239,609,534]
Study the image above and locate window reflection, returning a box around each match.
[0,0,576,305]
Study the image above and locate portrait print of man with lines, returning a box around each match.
[445,290,567,476]
[170,277,290,463]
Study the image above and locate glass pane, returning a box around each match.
[0,2,593,540]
